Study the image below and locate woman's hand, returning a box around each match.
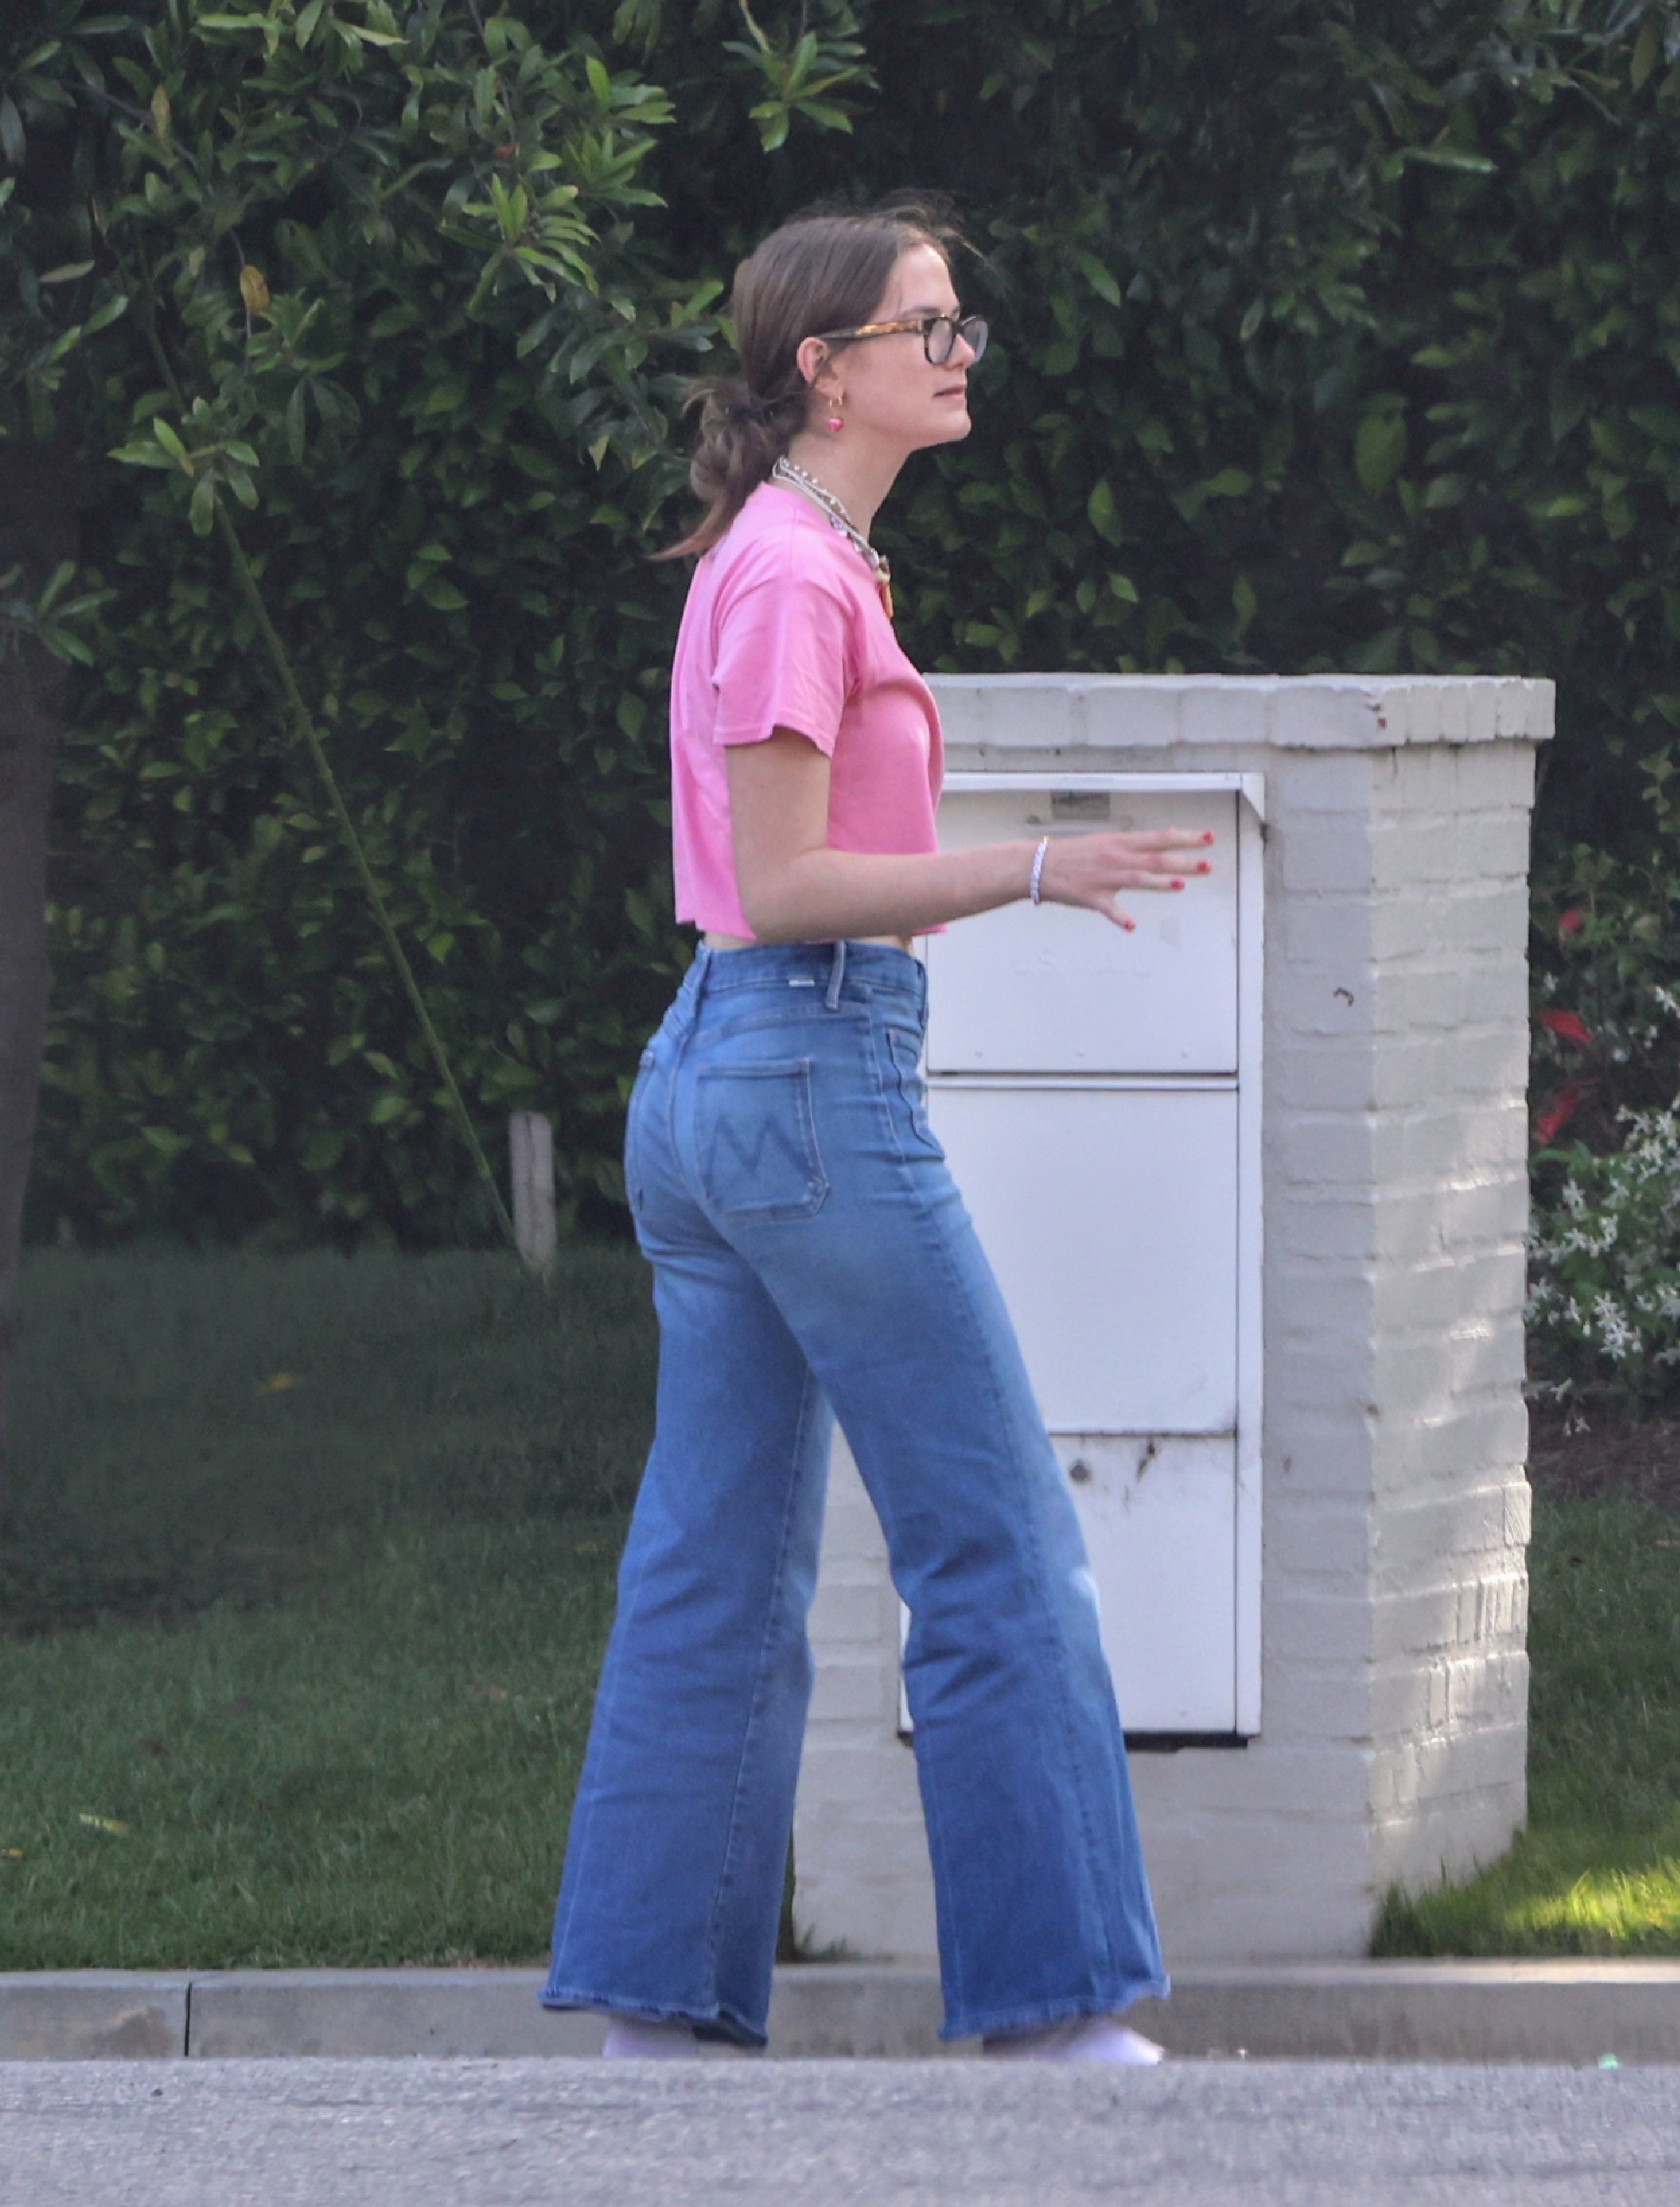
[1038,828,1216,932]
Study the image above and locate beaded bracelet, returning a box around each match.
[1028,836,1050,906]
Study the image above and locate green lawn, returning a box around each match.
[1375,1486,1680,1956]
[0,1248,650,1968]
[2,1250,1678,1966]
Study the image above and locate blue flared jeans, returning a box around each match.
[542,939,1167,2044]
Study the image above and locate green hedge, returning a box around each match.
[8,0,1680,1244]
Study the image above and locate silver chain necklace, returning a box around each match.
[771,456,894,614]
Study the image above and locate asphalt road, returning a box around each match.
[2,2057,1676,2206]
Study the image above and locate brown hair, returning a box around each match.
[658,197,961,561]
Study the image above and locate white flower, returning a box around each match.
[1592,1293,1640,1362]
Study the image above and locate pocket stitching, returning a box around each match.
[884,1027,944,1161]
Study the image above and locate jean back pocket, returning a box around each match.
[695,1059,829,1220]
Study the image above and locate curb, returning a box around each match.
[3,1960,1679,2064]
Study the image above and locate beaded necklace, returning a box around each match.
[771,456,894,619]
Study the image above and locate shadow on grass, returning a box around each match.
[0,1248,658,1968]
[1,1245,656,1634]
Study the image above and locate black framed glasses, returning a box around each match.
[814,312,989,366]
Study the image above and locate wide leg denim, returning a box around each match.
[542,940,1167,2045]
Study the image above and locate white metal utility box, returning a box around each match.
[794,672,1549,1969]
[918,772,1264,1740]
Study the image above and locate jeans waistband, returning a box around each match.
[683,939,926,1017]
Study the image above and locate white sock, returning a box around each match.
[601,2015,703,2060]
[983,2015,1165,2065]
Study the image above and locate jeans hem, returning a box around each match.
[939,1974,1172,2044]
[538,1984,767,2050]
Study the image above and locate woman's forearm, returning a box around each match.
[725,732,1212,942]
[739,839,1038,943]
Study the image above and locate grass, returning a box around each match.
[1374,1488,1680,1957]
[0,1248,652,1969]
[1,1247,653,1633]
[4,1250,1679,1966]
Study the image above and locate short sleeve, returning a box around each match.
[711,561,857,756]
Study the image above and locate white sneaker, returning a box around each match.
[983,2015,1165,2064]
[601,2016,705,2060]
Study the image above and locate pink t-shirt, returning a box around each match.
[669,480,944,938]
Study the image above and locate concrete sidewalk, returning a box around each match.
[3,1959,1679,2064]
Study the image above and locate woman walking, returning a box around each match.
[542,200,1213,2062]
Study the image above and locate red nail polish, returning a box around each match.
[1171,879,1184,890]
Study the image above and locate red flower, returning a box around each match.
[1539,1009,1592,1048]
[1534,1082,1581,1146]
[1558,909,1584,937]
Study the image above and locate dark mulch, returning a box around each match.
[1527,1401,1680,1513]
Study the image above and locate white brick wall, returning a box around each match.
[792,675,1548,1970]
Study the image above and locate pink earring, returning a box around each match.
[826,413,844,434]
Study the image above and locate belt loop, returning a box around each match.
[825,938,847,1011]
[690,944,713,1003]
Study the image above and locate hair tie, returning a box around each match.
[727,397,769,424]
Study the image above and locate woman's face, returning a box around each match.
[811,240,978,454]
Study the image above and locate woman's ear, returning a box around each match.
[794,334,841,402]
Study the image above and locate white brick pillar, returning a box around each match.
[792,674,1551,1965]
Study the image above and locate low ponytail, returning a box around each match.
[658,375,806,561]
[658,199,959,562]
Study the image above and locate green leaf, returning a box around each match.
[286,382,308,463]
[1198,466,1252,500]
[1231,573,1258,641]
[0,95,26,168]
[37,561,77,616]
[1631,15,1661,90]
[83,292,129,335]
[1354,413,1407,497]
[1405,145,1495,174]
[1086,478,1122,544]
[1074,250,1122,308]
[108,442,175,469]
